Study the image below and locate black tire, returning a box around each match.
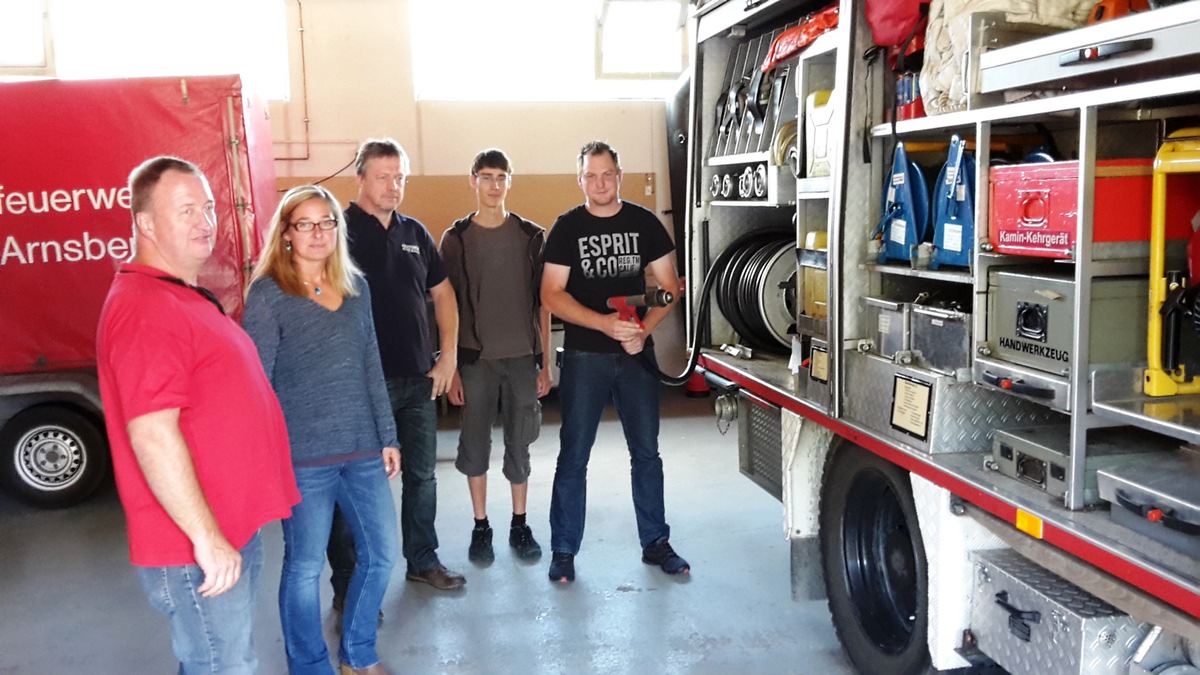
[0,406,108,508]
[820,443,930,675]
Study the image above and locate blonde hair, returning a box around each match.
[250,185,362,298]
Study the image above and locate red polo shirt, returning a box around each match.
[97,263,300,566]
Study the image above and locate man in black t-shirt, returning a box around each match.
[540,140,689,583]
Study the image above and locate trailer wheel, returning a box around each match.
[820,444,929,675]
[0,406,108,508]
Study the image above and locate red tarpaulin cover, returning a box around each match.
[0,75,277,375]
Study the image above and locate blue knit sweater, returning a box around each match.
[243,276,398,465]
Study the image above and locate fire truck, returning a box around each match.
[0,76,276,508]
[682,0,1200,672]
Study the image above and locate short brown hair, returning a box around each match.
[128,156,204,216]
[355,138,410,176]
[471,148,512,176]
[577,140,620,174]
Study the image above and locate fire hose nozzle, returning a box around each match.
[606,290,675,329]
[606,289,675,310]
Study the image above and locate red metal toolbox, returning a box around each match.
[988,159,1200,259]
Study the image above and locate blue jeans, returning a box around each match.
[550,350,669,555]
[136,531,264,675]
[281,457,398,673]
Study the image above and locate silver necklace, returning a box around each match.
[302,280,323,295]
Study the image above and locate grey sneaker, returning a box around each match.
[509,524,542,560]
[469,526,494,563]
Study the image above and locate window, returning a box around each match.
[0,0,290,100]
[410,0,687,101]
[597,0,685,79]
[0,0,53,76]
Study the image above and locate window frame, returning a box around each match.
[0,0,55,78]
[594,0,688,82]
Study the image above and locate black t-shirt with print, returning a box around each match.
[543,201,674,353]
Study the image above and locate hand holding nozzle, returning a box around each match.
[606,290,675,330]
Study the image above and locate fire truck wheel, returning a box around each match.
[820,443,930,675]
[0,406,109,508]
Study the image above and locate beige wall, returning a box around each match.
[268,0,672,233]
[267,0,687,370]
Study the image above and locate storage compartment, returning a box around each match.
[1097,448,1200,558]
[845,351,1059,454]
[911,304,971,375]
[989,425,1175,506]
[985,269,1147,376]
[977,3,1200,97]
[988,159,1200,259]
[800,231,828,319]
[861,297,909,359]
[805,90,835,178]
[969,549,1149,675]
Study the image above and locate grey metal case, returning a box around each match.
[1097,448,1200,558]
[969,549,1150,675]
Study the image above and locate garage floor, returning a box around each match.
[0,387,856,674]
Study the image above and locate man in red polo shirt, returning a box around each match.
[96,156,300,674]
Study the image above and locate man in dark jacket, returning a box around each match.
[440,148,551,564]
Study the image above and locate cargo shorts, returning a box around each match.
[455,356,542,483]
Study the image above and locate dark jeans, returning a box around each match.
[329,376,441,590]
[549,349,669,556]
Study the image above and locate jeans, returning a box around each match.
[549,350,669,555]
[282,456,398,673]
[328,376,440,579]
[136,531,264,675]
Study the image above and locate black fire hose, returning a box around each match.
[631,227,793,386]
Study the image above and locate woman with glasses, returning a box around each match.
[243,184,399,675]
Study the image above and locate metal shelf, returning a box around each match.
[708,151,773,167]
[862,262,973,285]
[710,199,795,208]
[870,73,1200,138]
[1092,368,1200,445]
[796,176,831,199]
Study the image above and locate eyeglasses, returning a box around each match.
[291,218,338,232]
[475,174,510,186]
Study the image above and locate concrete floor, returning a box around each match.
[0,387,856,674]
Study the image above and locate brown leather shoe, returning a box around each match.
[339,663,389,675]
[405,563,466,590]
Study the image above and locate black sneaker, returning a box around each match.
[469,525,494,563]
[509,524,542,560]
[642,539,690,575]
[548,552,575,583]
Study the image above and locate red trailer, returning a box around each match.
[0,75,276,507]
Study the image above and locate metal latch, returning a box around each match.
[994,591,1041,642]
